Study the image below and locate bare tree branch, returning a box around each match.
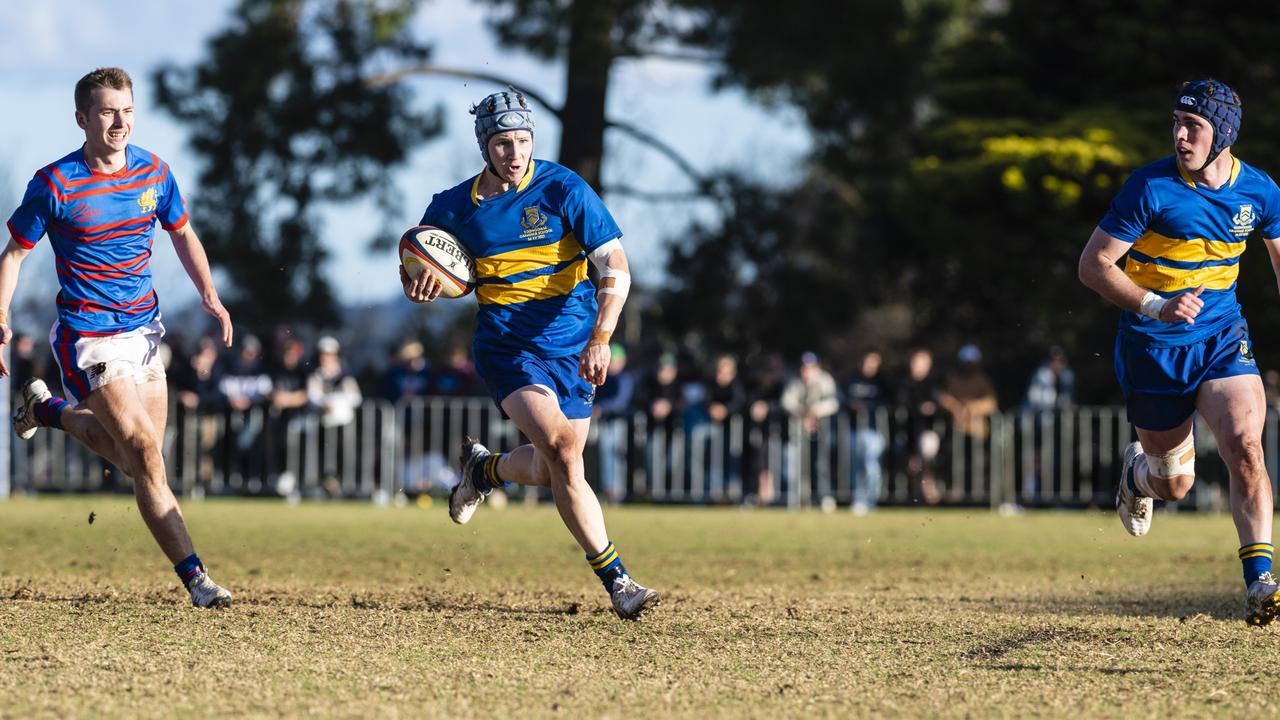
[367,64,728,203]
[613,49,723,65]
[606,119,716,196]
[365,65,563,117]
[603,184,716,202]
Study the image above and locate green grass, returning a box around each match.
[2,497,1278,718]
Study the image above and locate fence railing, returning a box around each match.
[6,399,1276,510]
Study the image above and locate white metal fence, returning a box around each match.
[5,399,1274,510]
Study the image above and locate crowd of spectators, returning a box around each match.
[9,326,1085,507]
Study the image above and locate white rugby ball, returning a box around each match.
[399,225,476,299]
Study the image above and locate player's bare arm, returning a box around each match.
[1078,226,1205,324]
[580,240,630,386]
[167,222,233,347]
[0,237,34,375]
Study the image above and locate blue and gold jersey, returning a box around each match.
[1099,155,1280,346]
[422,159,621,357]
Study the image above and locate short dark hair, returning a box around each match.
[74,67,133,114]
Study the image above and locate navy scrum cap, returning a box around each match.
[471,87,534,164]
[1175,79,1242,169]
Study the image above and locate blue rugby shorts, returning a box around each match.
[473,346,595,420]
[1114,319,1259,431]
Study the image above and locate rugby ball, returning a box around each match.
[399,225,476,299]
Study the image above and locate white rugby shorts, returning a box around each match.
[49,317,167,406]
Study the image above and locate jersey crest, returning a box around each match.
[137,187,159,214]
[1232,203,1256,237]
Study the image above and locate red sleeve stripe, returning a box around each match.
[6,219,37,249]
[36,169,64,202]
[161,212,189,232]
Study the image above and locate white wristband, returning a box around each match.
[1138,291,1167,320]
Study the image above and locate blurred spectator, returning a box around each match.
[782,352,839,435]
[1022,346,1075,498]
[938,344,998,499]
[1024,346,1075,411]
[271,338,310,413]
[745,353,788,505]
[430,345,482,397]
[384,340,431,401]
[9,332,48,388]
[706,354,747,424]
[219,334,273,489]
[593,343,635,503]
[1265,369,1280,413]
[268,337,311,496]
[897,348,942,504]
[782,352,839,503]
[308,336,363,494]
[170,336,225,491]
[639,352,683,497]
[220,335,273,412]
[173,336,225,410]
[847,350,892,514]
[641,352,683,430]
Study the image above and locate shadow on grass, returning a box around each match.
[1008,590,1243,623]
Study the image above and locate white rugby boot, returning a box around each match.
[451,436,491,525]
[1246,572,1280,627]
[13,377,52,440]
[188,571,233,609]
[610,575,661,620]
[1116,441,1153,537]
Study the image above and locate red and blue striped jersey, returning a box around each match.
[6,145,187,335]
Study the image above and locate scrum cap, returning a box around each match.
[471,87,534,164]
[1175,80,1242,169]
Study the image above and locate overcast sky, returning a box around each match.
[0,0,810,324]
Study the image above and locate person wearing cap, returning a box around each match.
[398,88,658,620]
[1079,79,1280,625]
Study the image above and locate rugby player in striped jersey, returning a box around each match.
[1,67,234,608]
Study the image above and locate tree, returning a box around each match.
[153,0,441,331]
[471,0,721,196]
[663,0,1280,401]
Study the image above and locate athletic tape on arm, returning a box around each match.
[588,239,630,298]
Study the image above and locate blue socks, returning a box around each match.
[587,541,628,591]
[174,553,205,588]
[33,395,68,430]
[1240,543,1274,586]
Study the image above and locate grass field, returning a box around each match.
[2,497,1279,718]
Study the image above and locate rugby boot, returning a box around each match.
[13,377,51,440]
[1246,572,1280,627]
[451,436,491,524]
[1116,441,1153,537]
[188,571,233,609]
[610,575,661,620]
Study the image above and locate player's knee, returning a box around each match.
[116,423,161,465]
[1222,433,1266,478]
[1145,440,1196,500]
[542,430,577,464]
